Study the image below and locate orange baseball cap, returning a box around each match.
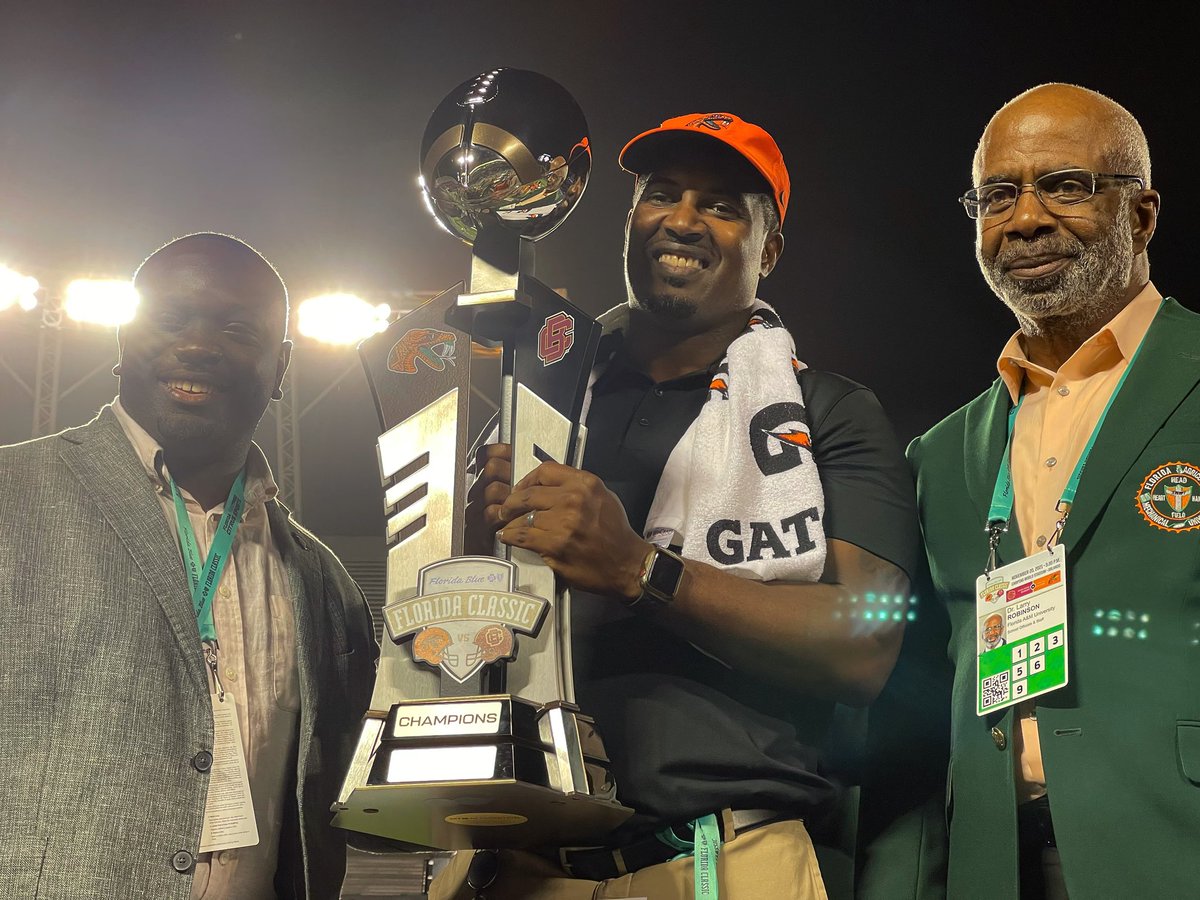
[619,112,790,223]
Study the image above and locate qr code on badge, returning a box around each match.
[981,671,1010,709]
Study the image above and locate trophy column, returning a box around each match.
[331,68,632,850]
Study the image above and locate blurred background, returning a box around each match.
[6,0,1199,534]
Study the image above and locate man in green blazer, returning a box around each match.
[909,82,1200,897]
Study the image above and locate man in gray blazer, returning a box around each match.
[0,233,378,899]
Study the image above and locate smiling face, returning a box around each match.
[973,86,1156,330]
[623,142,782,334]
[117,236,290,464]
[983,614,1004,646]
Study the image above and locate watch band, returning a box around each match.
[627,545,685,609]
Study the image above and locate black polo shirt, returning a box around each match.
[573,335,920,841]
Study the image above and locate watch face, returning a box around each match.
[645,548,685,602]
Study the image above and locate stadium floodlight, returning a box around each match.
[64,279,139,327]
[297,293,391,346]
[0,264,40,312]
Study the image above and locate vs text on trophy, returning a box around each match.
[332,68,633,850]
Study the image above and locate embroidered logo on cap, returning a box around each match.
[687,114,734,131]
[1135,461,1200,532]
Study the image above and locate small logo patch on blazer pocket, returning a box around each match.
[1135,461,1200,532]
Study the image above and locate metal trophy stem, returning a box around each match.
[331,69,631,850]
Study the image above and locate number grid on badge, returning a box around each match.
[977,625,1067,714]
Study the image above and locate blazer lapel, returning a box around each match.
[962,378,1026,564]
[963,378,1011,519]
[1064,298,1200,547]
[58,408,208,694]
[269,502,322,777]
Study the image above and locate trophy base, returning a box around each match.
[332,695,634,850]
[334,778,633,850]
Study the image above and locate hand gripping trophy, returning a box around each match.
[332,68,633,850]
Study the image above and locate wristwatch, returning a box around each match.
[627,545,686,609]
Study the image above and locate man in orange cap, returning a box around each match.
[432,113,922,899]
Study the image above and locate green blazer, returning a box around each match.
[908,297,1200,898]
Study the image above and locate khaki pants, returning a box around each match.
[428,818,828,900]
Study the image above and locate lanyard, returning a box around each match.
[985,310,1157,573]
[170,470,247,649]
[656,813,722,899]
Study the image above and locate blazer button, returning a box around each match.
[171,850,194,873]
[991,726,1007,750]
[193,750,213,772]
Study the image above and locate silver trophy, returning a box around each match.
[332,68,632,850]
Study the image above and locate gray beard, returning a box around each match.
[977,211,1134,334]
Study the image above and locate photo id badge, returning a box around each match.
[199,693,260,853]
[975,544,1069,716]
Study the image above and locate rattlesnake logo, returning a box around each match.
[688,114,735,132]
[387,328,457,374]
[412,627,452,665]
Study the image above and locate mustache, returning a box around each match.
[992,235,1084,269]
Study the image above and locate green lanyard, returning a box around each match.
[656,813,722,899]
[985,310,1157,572]
[170,470,247,648]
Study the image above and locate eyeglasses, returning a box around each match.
[959,168,1145,220]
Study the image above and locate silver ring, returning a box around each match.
[524,511,536,528]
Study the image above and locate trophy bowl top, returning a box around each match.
[420,68,591,245]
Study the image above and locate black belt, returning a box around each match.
[1017,795,1056,848]
[552,808,792,881]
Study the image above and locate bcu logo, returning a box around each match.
[538,312,575,366]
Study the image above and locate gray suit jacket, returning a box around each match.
[0,407,378,899]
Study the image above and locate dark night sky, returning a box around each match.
[3,1,1199,538]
